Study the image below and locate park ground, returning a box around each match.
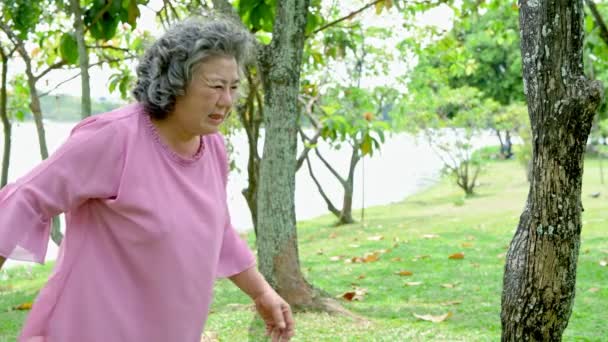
[1,151,607,341]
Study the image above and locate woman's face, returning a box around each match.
[172,55,240,136]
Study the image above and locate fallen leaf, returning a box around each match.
[391,257,402,262]
[329,256,342,261]
[423,234,440,239]
[357,274,366,280]
[600,260,607,267]
[329,233,337,239]
[448,252,465,260]
[13,302,33,311]
[367,235,384,241]
[404,281,423,286]
[363,252,380,263]
[413,312,452,323]
[588,287,600,293]
[440,300,462,306]
[395,270,413,276]
[338,288,367,301]
[461,242,474,248]
[441,283,456,288]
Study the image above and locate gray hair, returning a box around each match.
[133,16,254,119]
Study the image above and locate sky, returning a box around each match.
[9,1,454,101]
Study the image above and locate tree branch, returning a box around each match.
[308,0,383,37]
[586,0,608,47]
[297,128,321,171]
[39,73,81,98]
[315,147,347,186]
[305,155,341,217]
[35,61,67,82]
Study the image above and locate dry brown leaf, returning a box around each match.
[363,253,380,263]
[461,242,474,248]
[413,312,452,323]
[329,232,337,239]
[440,300,462,306]
[357,274,366,280]
[448,252,465,260]
[367,235,384,241]
[391,257,402,262]
[338,288,367,301]
[423,234,440,239]
[588,287,600,293]
[600,260,607,267]
[441,283,456,288]
[404,281,423,286]
[13,302,33,311]
[395,270,413,276]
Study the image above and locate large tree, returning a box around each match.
[501,1,603,340]
[255,0,317,306]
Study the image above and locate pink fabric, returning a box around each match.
[0,103,255,342]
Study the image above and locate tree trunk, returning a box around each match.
[237,69,263,237]
[69,0,91,118]
[339,146,360,225]
[256,0,314,307]
[0,47,10,187]
[21,49,63,247]
[501,1,603,341]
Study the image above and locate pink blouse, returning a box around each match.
[0,103,255,342]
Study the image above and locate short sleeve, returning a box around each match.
[212,134,256,278]
[0,115,126,263]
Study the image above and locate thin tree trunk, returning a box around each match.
[20,48,63,247]
[69,0,92,118]
[0,46,11,187]
[501,1,603,340]
[257,0,314,307]
[339,146,360,225]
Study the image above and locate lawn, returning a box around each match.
[1,156,607,341]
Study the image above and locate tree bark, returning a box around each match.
[0,46,11,187]
[69,0,92,118]
[501,1,603,341]
[256,0,314,307]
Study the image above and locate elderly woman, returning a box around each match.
[0,17,294,342]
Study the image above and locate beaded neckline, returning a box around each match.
[140,106,204,165]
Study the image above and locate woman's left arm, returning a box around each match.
[229,267,295,341]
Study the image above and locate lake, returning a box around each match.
[1,119,496,268]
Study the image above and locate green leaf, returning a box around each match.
[361,134,373,156]
[59,33,79,65]
[127,0,140,28]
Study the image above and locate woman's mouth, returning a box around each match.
[208,113,224,122]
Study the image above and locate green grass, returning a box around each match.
[1,157,607,341]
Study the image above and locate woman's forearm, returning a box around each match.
[229,266,273,299]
